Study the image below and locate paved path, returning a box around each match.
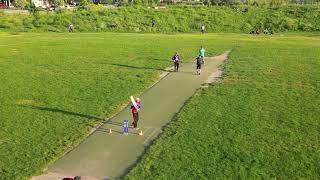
[33,51,230,180]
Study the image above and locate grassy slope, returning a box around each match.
[1,5,320,33]
[126,34,320,179]
[0,32,228,179]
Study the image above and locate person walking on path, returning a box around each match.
[194,55,203,75]
[131,98,141,129]
[199,46,205,65]
[201,24,205,34]
[171,52,181,72]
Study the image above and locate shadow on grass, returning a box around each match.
[17,104,127,128]
[101,62,169,72]
[17,104,104,121]
[147,58,169,62]
[103,62,194,75]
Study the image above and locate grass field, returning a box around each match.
[126,34,320,179]
[0,32,228,179]
[0,32,319,179]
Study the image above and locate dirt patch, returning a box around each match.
[202,50,231,87]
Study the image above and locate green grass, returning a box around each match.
[1,32,319,179]
[0,32,228,179]
[126,34,320,179]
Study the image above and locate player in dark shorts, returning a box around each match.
[195,55,203,75]
[201,24,205,34]
[152,18,156,27]
[171,52,181,72]
[131,98,141,129]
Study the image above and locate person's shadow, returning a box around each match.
[102,62,193,74]
[101,62,169,72]
[17,104,124,128]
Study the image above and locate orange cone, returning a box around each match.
[109,128,112,134]
[139,130,143,136]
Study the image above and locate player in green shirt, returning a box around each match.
[199,46,205,65]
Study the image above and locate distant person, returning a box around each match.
[171,52,181,72]
[201,24,205,34]
[68,24,74,32]
[194,55,203,75]
[131,98,141,129]
[264,29,273,35]
[250,29,261,35]
[199,46,205,65]
[152,18,156,28]
[255,28,260,35]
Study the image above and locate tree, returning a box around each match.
[15,0,28,9]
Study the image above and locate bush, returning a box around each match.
[241,23,253,33]
[282,17,298,30]
[79,0,90,6]
[298,21,314,31]
[46,26,63,32]
[23,17,34,29]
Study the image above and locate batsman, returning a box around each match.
[130,96,141,130]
